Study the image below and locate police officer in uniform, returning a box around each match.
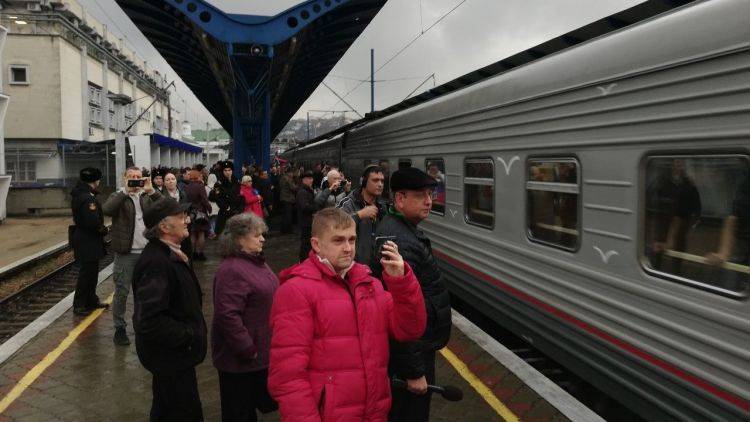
[70,167,109,315]
[209,160,244,235]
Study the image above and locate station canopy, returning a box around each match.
[116,0,387,138]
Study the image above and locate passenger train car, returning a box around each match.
[284,0,749,419]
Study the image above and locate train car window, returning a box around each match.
[398,159,412,170]
[464,158,494,228]
[526,159,579,250]
[426,158,446,215]
[644,155,750,297]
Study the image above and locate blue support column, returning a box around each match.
[232,88,248,176]
[262,91,271,171]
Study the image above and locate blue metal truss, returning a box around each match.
[118,0,387,172]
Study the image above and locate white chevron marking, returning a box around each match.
[496,156,520,176]
[596,83,617,96]
[593,246,619,264]
[449,209,458,218]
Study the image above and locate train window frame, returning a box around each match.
[464,157,495,229]
[425,158,446,216]
[525,157,581,252]
[640,153,750,299]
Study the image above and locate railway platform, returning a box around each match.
[0,225,599,421]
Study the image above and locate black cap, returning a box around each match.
[301,171,314,179]
[80,167,102,183]
[144,198,190,229]
[218,160,233,170]
[390,167,437,192]
[151,168,165,179]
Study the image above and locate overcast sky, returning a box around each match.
[82,0,642,131]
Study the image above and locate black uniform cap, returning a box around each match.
[144,198,190,229]
[390,167,437,193]
[80,167,102,183]
[218,160,234,170]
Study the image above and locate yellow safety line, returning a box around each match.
[439,347,520,422]
[0,293,114,414]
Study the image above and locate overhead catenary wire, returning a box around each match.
[328,0,471,110]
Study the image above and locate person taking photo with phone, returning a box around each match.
[371,167,452,422]
[315,169,351,209]
[337,165,388,266]
[268,207,426,421]
[103,166,162,346]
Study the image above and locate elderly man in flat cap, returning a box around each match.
[132,198,208,421]
[70,167,109,316]
[370,167,452,422]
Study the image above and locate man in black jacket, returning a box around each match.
[296,171,317,261]
[133,198,207,421]
[371,167,452,422]
[337,165,388,266]
[70,168,109,315]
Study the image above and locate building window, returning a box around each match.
[426,158,446,215]
[88,106,102,126]
[644,155,750,297]
[9,65,29,85]
[6,160,36,182]
[398,159,412,170]
[527,158,580,250]
[464,158,494,228]
[88,83,102,105]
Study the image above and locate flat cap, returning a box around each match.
[390,167,438,192]
[80,167,102,183]
[144,198,190,229]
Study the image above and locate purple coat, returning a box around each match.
[212,253,278,373]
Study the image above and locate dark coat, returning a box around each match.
[132,240,207,373]
[209,176,244,215]
[371,211,452,379]
[337,188,387,266]
[102,190,162,254]
[212,253,278,373]
[295,184,316,230]
[70,181,106,262]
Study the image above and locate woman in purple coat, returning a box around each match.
[213,213,278,421]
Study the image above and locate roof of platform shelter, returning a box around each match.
[116,0,388,138]
[151,133,203,153]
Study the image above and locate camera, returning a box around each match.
[127,179,146,188]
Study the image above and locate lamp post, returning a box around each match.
[107,93,132,187]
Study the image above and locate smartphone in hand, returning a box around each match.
[374,236,397,258]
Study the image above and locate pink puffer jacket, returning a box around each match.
[268,252,427,421]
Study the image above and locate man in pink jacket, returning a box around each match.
[269,207,427,421]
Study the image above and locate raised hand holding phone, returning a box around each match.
[380,240,404,277]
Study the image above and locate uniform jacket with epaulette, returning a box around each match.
[70,181,107,262]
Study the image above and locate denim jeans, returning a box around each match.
[113,252,140,329]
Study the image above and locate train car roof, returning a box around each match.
[294,0,699,148]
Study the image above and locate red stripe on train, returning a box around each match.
[432,249,750,412]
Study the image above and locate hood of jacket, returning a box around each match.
[278,251,372,287]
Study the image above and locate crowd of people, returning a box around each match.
[69,159,452,422]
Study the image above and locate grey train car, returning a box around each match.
[283,0,749,419]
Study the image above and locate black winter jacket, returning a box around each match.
[371,210,452,379]
[295,184,317,229]
[337,188,387,266]
[132,240,207,373]
[70,182,107,262]
[209,176,244,215]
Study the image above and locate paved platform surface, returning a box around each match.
[0,221,571,421]
[0,217,72,269]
